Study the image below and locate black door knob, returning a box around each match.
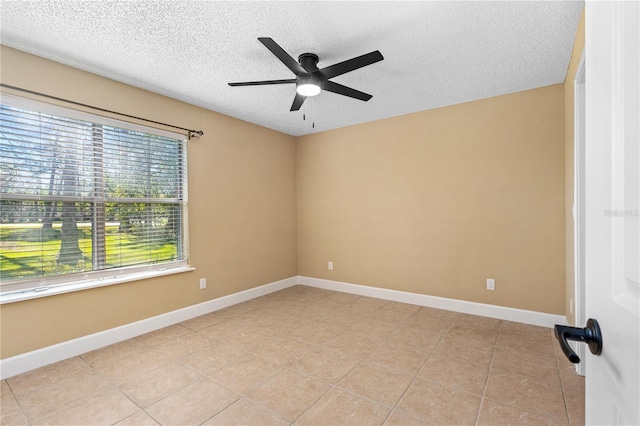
[554,318,603,363]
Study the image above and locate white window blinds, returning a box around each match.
[0,95,188,294]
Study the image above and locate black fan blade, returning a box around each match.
[323,81,372,101]
[290,92,306,111]
[228,79,296,86]
[318,51,384,80]
[258,37,307,76]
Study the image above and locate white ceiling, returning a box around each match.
[0,1,583,137]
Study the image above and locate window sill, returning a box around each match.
[0,266,195,305]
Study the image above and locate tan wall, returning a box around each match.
[297,84,566,314]
[564,9,586,325]
[0,46,298,358]
[2,31,577,358]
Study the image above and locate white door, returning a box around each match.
[584,1,639,425]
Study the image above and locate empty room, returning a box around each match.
[1,1,638,425]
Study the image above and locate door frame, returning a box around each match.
[573,50,586,376]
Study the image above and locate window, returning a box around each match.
[0,95,189,297]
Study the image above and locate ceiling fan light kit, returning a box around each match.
[296,76,321,97]
[229,37,383,111]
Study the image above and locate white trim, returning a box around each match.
[297,276,567,328]
[0,266,194,305]
[573,49,587,376]
[1,275,567,379]
[0,276,297,379]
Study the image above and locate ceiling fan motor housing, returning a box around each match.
[298,53,319,72]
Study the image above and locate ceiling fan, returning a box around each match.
[228,37,384,111]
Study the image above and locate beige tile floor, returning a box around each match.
[1,285,585,425]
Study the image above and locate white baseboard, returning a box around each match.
[0,276,297,380]
[297,276,567,328]
[1,275,566,380]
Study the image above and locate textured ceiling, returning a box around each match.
[0,1,583,137]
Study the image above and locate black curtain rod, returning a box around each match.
[0,83,204,140]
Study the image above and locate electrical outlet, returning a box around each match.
[486,278,495,291]
[328,261,333,270]
[570,298,573,314]
[199,278,207,290]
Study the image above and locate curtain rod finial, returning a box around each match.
[188,130,204,140]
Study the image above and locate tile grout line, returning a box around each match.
[205,289,342,424]
[478,326,574,425]
[156,338,290,425]
[3,375,31,425]
[552,332,575,426]
[247,301,457,424]
[273,301,410,424]
[105,339,221,426]
[381,311,459,424]
[6,356,127,425]
[5,287,581,426]
[334,305,430,424]
[257,302,438,424]
[473,319,502,426]
[127,328,261,425]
